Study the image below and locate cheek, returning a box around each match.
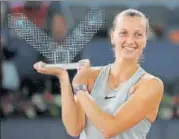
[114,36,125,47]
[136,38,147,48]
[137,41,146,56]
[113,37,126,53]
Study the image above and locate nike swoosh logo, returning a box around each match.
[104,96,116,99]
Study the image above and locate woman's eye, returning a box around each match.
[136,33,143,37]
[119,32,127,36]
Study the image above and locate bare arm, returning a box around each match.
[76,76,164,138]
[58,73,85,137]
[33,62,85,137]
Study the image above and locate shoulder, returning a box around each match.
[89,66,103,74]
[141,73,164,90]
[87,66,104,80]
[88,64,111,78]
[136,72,164,97]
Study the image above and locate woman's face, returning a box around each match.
[111,15,147,62]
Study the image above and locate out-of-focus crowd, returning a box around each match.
[1,1,72,119]
[0,1,179,120]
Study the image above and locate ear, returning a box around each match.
[110,29,115,46]
[143,40,147,49]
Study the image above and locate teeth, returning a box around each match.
[125,47,135,51]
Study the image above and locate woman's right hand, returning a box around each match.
[33,61,68,79]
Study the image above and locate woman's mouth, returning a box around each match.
[123,46,137,52]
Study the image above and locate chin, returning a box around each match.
[116,51,139,62]
[122,54,138,62]
[123,52,137,58]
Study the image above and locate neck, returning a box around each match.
[110,59,139,82]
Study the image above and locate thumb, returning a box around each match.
[77,59,90,72]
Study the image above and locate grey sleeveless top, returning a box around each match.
[79,64,151,139]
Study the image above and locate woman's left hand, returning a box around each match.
[72,59,91,89]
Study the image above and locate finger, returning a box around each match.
[78,59,90,67]
[33,61,41,69]
[36,67,55,75]
[36,68,48,74]
[33,61,46,70]
[37,66,66,76]
[78,59,90,71]
[34,62,51,74]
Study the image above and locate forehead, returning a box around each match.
[115,15,146,32]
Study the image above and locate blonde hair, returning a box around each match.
[112,8,149,36]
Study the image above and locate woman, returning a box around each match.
[34,9,164,139]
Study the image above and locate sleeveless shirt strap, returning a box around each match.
[125,67,146,98]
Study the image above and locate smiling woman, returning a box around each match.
[111,9,149,63]
[34,8,164,139]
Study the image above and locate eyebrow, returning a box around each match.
[119,29,144,32]
[135,29,144,33]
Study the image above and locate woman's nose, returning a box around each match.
[126,35,135,44]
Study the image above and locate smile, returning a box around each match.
[124,46,137,51]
